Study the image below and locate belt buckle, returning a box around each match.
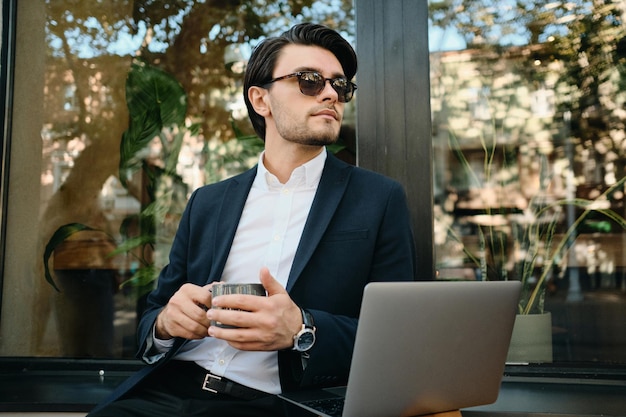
[201,373,222,394]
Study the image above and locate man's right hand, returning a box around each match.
[155,283,214,340]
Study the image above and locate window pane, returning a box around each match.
[1,0,355,358]
[430,1,626,365]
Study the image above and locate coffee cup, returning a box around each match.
[210,283,266,328]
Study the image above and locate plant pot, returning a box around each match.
[51,232,125,357]
[506,312,553,363]
[54,269,116,357]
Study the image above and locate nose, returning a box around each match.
[318,80,339,102]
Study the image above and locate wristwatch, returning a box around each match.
[292,308,316,352]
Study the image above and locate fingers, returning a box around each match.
[208,300,299,351]
[258,266,288,296]
[210,292,265,312]
[155,283,213,340]
[208,292,268,334]
[207,309,282,351]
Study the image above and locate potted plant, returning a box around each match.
[44,59,191,290]
[440,129,626,363]
[42,59,269,356]
[40,59,192,356]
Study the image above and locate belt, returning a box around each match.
[161,360,270,401]
[201,372,269,400]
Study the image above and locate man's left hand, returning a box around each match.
[206,267,303,351]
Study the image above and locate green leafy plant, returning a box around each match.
[43,59,190,294]
[443,128,626,315]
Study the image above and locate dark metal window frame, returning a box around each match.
[0,0,17,316]
[1,0,626,414]
[356,0,434,281]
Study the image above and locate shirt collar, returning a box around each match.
[254,149,327,191]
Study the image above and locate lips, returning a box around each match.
[313,109,338,120]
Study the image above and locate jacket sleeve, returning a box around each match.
[134,189,198,360]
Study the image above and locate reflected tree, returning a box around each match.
[36,0,354,356]
[41,0,354,236]
[430,0,626,188]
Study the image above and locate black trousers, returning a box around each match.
[86,362,293,417]
[86,388,288,417]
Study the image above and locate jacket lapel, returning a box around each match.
[286,154,352,291]
[207,167,257,283]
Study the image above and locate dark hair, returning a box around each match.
[243,23,358,140]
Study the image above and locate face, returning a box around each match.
[263,44,346,147]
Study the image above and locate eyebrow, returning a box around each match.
[291,67,347,79]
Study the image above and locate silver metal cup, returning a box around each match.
[210,283,266,328]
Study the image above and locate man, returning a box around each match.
[88,22,416,417]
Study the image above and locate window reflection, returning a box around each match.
[430,1,626,364]
[4,0,356,358]
[7,0,626,371]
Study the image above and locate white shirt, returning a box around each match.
[152,149,326,394]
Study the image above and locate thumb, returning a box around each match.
[259,267,287,296]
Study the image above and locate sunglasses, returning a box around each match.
[264,71,357,103]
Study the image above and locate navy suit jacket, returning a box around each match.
[93,152,416,410]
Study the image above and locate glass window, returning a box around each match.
[1,0,355,359]
[430,1,626,366]
[4,0,625,376]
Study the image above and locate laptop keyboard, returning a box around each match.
[302,397,345,417]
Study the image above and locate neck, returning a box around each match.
[263,140,324,184]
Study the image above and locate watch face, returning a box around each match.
[296,329,315,351]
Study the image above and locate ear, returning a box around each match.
[248,86,271,117]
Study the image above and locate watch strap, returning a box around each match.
[292,307,316,353]
[300,307,315,330]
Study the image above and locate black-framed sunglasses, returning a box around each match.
[264,71,357,103]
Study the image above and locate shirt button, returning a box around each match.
[273,234,281,241]
[219,359,225,365]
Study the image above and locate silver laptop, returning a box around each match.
[279,280,522,417]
